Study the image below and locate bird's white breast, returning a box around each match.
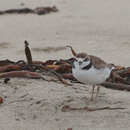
[72,62,112,85]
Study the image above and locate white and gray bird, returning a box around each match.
[67,46,114,100]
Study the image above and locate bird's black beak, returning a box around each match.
[78,61,82,65]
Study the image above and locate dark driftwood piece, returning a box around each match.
[117,67,130,77]
[110,70,129,84]
[0,59,15,66]
[0,6,58,15]
[24,40,32,64]
[0,64,22,73]
[102,82,130,91]
[0,71,42,79]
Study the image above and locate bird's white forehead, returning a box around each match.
[75,57,85,61]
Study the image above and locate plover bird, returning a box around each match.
[67,46,114,100]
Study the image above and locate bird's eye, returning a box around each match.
[74,58,78,62]
[73,58,78,62]
[84,58,88,61]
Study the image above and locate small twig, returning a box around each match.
[66,45,77,56]
[15,60,26,65]
[61,105,126,112]
[50,70,72,86]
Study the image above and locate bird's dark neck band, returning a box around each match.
[82,60,92,70]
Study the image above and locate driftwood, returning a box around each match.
[25,40,32,64]
[117,67,130,77]
[0,64,22,73]
[0,71,42,79]
[0,59,15,66]
[0,6,58,15]
[62,73,76,80]
[102,82,130,91]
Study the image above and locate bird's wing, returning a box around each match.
[89,55,107,69]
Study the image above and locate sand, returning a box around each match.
[0,0,130,130]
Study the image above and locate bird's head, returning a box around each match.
[66,45,91,68]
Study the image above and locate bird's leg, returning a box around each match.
[96,86,100,99]
[90,85,95,101]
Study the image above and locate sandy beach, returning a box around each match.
[0,0,130,130]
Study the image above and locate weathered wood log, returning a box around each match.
[0,71,42,79]
[102,82,130,91]
[0,65,22,73]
